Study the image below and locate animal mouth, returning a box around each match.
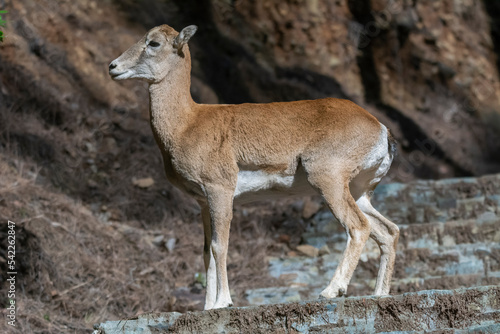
[109,71,129,80]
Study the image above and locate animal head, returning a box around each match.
[109,24,197,83]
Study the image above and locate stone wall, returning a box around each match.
[94,286,500,333]
[246,174,500,304]
[94,174,500,333]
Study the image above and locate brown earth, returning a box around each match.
[1,0,500,333]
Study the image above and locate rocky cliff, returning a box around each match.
[168,0,500,179]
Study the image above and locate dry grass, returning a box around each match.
[0,150,297,333]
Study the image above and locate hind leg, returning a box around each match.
[357,194,399,295]
[307,168,371,298]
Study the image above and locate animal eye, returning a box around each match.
[148,41,160,48]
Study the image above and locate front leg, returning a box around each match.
[199,204,217,310]
[204,184,235,309]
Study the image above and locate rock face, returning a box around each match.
[1,0,500,186]
[177,0,500,179]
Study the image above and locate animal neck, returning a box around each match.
[148,51,195,148]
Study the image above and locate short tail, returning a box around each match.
[387,128,398,159]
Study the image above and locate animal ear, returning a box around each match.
[173,25,197,56]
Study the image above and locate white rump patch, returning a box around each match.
[350,124,393,200]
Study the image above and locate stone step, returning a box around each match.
[245,271,500,305]
[282,241,498,285]
[398,217,500,249]
[372,174,500,225]
[302,217,500,252]
[94,286,500,334]
[246,254,500,305]
[246,274,500,306]
[307,174,500,228]
[250,218,500,305]
[304,213,499,253]
[395,242,500,276]
[355,242,500,290]
[239,175,500,317]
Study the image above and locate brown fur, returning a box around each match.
[174,99,381,187]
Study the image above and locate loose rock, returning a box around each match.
[132,177,155,188]
[302,198,321,219]
[296,244,319,257]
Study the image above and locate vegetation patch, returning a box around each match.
[0,10,6,42]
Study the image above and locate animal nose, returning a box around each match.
[109,62,117,70]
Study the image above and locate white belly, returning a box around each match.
[233,166,317,204]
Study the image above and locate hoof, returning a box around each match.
[338,288,347,297]
[211,301,233,309]
[319,287,347,300]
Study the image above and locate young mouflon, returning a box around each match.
[109,24,399,310]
